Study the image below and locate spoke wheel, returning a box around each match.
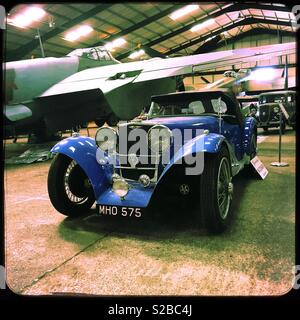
[48,154,95,217]
[199,146,233,233]
[64,160,91,205]
[217,157,232,220]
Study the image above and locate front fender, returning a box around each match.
[51,136,112,197]
[159,132,227,181]
[98,133,228,207]
[243,117,257,155]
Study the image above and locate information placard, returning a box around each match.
[250,156,269,179]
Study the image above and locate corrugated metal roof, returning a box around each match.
[5,3,296,62]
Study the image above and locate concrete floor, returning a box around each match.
[4,128,296,296]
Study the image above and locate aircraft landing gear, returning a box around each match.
[29,120,61,144]
[94,118,106,127]
[107,113,119,126]
[95,113,119,127]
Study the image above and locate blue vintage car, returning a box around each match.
[48,89,257,233]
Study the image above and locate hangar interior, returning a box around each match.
[6,2,296,90]
[4,3,297,296]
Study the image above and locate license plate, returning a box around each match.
[97,205,142,218]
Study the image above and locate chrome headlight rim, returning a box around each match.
[95,126,118,152]
[112,178,129,198]
[273,106,280,114]
[147,124,173,153]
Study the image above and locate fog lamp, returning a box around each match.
[139,174,151,187]
[111,173,121,183]
[112,179,129,197]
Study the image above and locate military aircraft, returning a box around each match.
[4,46,120,140]
[4,42,295,141]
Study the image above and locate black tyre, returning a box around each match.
[249,133,257,159]
[31,120,61,143]
[200,146,233,233]
[95,118,106,127]
[48,154,95,217]
[245,133,258,177]
[72,125,81,132]
[263,127,268,133]
[107,113,119,126]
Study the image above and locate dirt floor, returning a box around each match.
[4,127,295,296]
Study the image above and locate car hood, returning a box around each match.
[142,116,219,131]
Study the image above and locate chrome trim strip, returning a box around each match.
[116,152,161,183]
[115,166,156,170]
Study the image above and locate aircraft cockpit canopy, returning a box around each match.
[67,46,118,62]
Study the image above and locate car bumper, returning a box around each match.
[257,121,280,128]
[96,181,155,208]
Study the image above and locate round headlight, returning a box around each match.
[273,106,280,113]
[112,179,129,197]
[148,125,172,153]
[95,127,117,152]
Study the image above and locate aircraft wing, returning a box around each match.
[135,42,296,81]
[36,42,296,131]
[40,42,295,94]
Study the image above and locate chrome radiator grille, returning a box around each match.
[115,153,160,181]
[259,105,271,122]
[115,123,160,182]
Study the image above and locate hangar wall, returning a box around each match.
[184,33,296,90]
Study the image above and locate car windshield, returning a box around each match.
[239,101,258,109]
[148,96,228,118]
[259,94,287,104]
